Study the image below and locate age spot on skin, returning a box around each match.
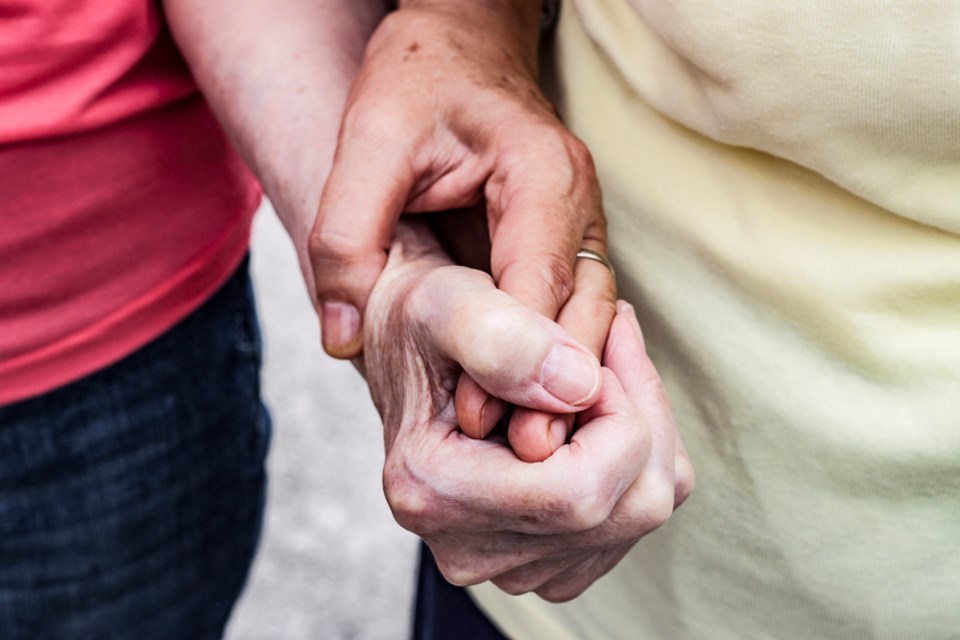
[403,41,420,62]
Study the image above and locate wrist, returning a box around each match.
[391,0,542,76]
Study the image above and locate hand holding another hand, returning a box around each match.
[310,0,607,358]
[362,223,694,601]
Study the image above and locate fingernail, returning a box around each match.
[540,345,601,406]
[548,418,568,452]
[321,301,361,356]
[616,300,642,337]
[480,397,508,438]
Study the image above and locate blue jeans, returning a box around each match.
[0,259,270,639]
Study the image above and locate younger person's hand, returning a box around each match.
[310,0,606,361]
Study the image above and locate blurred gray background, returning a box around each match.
[225,202,419,640]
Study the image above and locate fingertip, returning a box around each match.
[614,300,645,345]
[480,396,509,438]
[673,434,695,509]
[540,344,602,408]
[602,300,649,376]
[549,417,569,452]
[456,373,509,440]
[575,367,630,424]
[321,301,364,359]
[308,157,400,339]
[445,291,601,414]
[455,373,486,439]
[507,410,567,463]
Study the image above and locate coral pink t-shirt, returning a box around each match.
[0,0,261,405]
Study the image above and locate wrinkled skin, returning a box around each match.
[361,223,695,601]
[309,2,613,462]
[311,2,606,337]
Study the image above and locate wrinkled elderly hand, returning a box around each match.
[362,223,694,602]
[310,0,606,359]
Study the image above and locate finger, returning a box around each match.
[602,301,677,487]
[409,267,602,412]
[601,301,661,397]
[398,368,648,536]
[456,372,508,439]
[507,239,617,461]
[437,536,629,600]
[673,431,696,508]
[425,532,570,588]
[504,407,570,462]
[490,554,581,596]
[309,121,418,359]
[456,170,598,445]
[454,130,604,446]
[534,544,633,603]
[588,301,684,538]
[488,133,603,319]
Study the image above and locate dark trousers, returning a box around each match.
[412,544,508,640]
[0,259,270,639]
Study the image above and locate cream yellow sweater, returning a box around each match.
[471,1,960,637]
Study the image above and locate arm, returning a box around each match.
[308,0,616,460]
[162,0,388,300]
[309,0,609,358]
[165,0,615,460]
[162,2,694,597]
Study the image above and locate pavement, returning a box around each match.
[224,202,418,640]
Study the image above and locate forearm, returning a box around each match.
[163,0,387,298]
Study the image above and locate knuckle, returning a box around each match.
[567,499,608,532]
[510,128,600,208]
[560,469,618,531]
[491,574,535,597]
[382,458,436,534]
[615,477,676,536]
[565,136,597,180]
[563,137,603,211]
[641,478,678,531]
[674,456,696,508]
[547,257,577,304]
[399,267,497,350]
[501,257,575,311]
[535,581,586,604]
[434,555,485,588]
[395,271,435,319]
[340,98,403,145]
[308,224,366,266]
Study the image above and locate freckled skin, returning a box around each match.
[306,0,691,600]
[403,40,419,61]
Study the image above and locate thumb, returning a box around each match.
[309,131,416,359]
[406,267,603,415]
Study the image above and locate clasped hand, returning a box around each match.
[362,224,694,602]
[314,0,694,602]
